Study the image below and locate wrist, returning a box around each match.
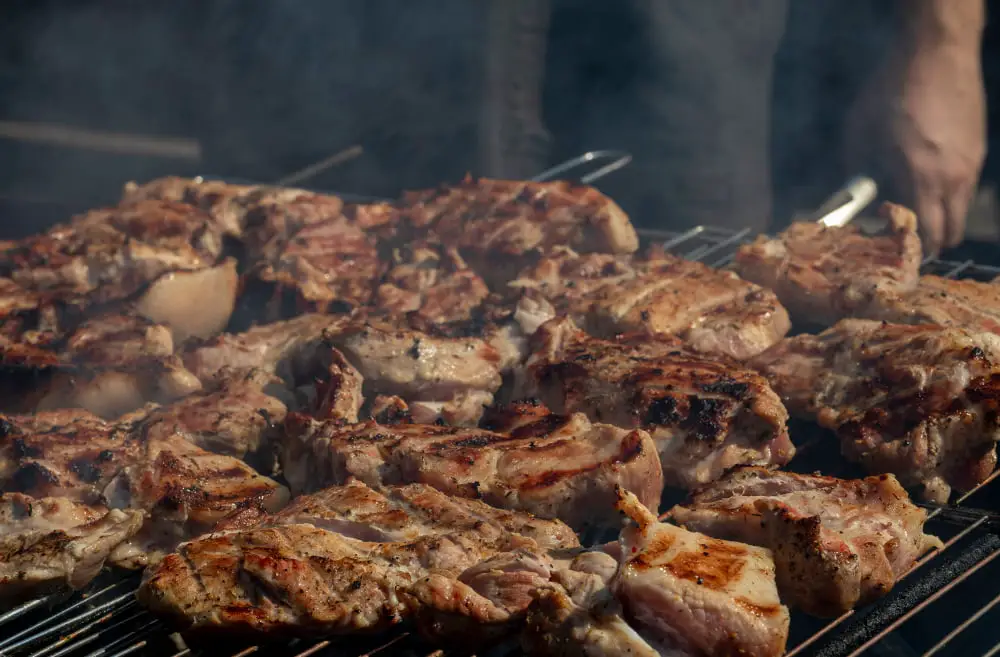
[901,0,984,54]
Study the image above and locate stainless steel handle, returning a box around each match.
[813,175,878,227]
[531,150,633,184]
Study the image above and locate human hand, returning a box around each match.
[845,45,986,254]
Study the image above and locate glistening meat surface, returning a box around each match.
[734,202,922,327]
[751,319,1000,501]
[613,488,790,657]
[280,410,662,532]
[521,317,793,488]
[507,246,790,360]
[670,467,942,616]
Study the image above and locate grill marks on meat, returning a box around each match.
[182,314,342,383]
[281,411,662,532]
[2,200,224,304]
[136,373,288,461]
[734,202,922,326]
[138,480,576,635]
[0,406,288,567]
[0,493,143,603]
[866,275,1000,335]
[752,320,1000,501]
[121,177,345,241]
[671,467,942,616]
[243,480,580,551]
[329,321,503,426]
[614,488,790,657]
[522,318,793,488]
[508,247,790,359]
[389,178,638,286]
[249,217,382,320]
[374,243,490,327]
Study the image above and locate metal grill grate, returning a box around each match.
[2,158,998,657]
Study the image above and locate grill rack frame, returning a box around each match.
[2,155,999,657]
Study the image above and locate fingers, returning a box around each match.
[943,182,973,249]
[913,185,945,256]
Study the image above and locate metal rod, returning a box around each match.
[942,259,975,279]
[274,145,365,188]
[105,641,146,657]
[844,545,1000,657]
[0,582,133,652]
[0,595,57,629]
[42,614,150,657]
[920,589,1000,657]
[358,633,410,657]
[230,647,259,657]
[530,150,632,184]
[25,610,117,657]
[0,593,136,654]
[292,640,330,657]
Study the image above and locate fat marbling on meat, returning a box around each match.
[280,409,662,532]
[520,317,793,488]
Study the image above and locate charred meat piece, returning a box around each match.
[2,200,224,304]
[866,275,1000,335]
[138,477,569,637]
[751,320,1000,502]
[248,217,381,320]
[614,489,790,657]
[671,467,942,616]
[734,202,922,326]
[281,411,662,532]
[136,371,288,461]
[0,493,143,604]
[182,314,344,383]
[392,178,638,283]
[521,318,793,488]
[0,407,289,566]
[181,314,363,422]
[508,247,790,360]
[329,321,504,426]
[121,177,345,241]
[374,242,490,327]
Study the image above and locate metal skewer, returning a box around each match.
[811,175,878,227]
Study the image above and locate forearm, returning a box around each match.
[897,0,985,57]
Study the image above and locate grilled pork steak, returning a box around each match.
[217,479,579,551]
[182,314,345,383]
[866,275,1000,335]
[121,177,346,241]
[248,215,382,320]
[0,493,143,604]
[374,242,490,327]
[751,320,1000,501]
[614,489,790,657]
[521,317,794,488]
[385,177,638,286]
[671,467,942,616]
[508,247,790,360]
[1,199,224,303]
[281,411,662,532]
[329,321,504,426]
[0,406,288,566]
[138,481,574,635]
[734,202,922,326]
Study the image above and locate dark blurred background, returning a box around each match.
[0,0,998,255]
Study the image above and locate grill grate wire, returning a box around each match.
[2,158,999,657]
